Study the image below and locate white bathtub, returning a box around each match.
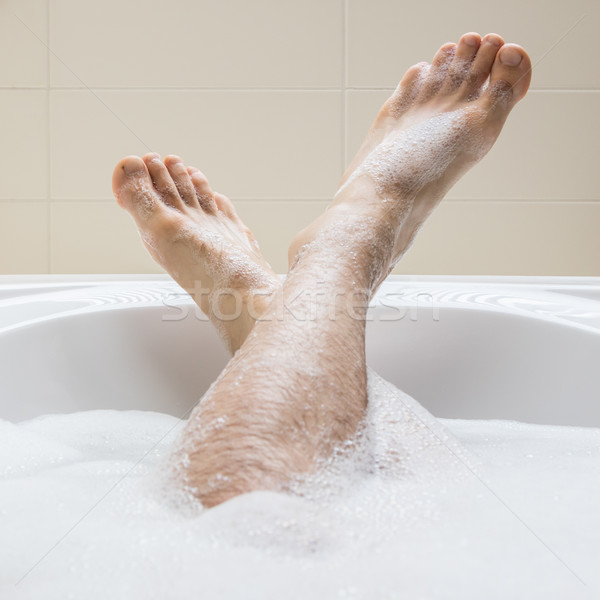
[1,274,599,426]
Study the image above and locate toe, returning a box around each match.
[143,153,185,210]
[112,156,166,223]
[214,192,258,250]
[164,155,199,207]
[112,155,146,201]
[214,192,238,220]
[388,62,429,116]
[440,32,481,94]
[214,192,250,232]
[187,167,218,213]
[483,44,532,114]
[418,42,456,100]
[459,33,504,99]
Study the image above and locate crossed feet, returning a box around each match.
[112,33,531,350]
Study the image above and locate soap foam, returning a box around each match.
[342,108,485,202]
[120,177,158,221]
[1,373,598,599]
[174,220,276,292]
[171,220,278,348]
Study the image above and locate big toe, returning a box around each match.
[112,156,146,197]
[112,155,161,222]
[484,44,531,113]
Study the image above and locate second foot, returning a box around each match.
[112,154,279,353]
[289,33,531,284]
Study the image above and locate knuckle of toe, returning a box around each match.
[464,71,487,92]
[159,183,178,200]
[197,193,214,208]
[408,63,425,77]
[466,70,482,85]
[489,80,513,105]
[446,70,463,89]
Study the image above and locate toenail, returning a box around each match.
[143,153,160,165]
[123,160,145,176]
[484,35,502,47]
[463,34,478,47]
[500,46,522,66]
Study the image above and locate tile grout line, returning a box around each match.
[342,0,348,171]
[46,0,51,274]
[29,87,348,92]
[15,198,600,204]
[340,87,600,93]
[1,87,598,92]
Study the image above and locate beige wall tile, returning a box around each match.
[50,90,342,200]
[0,202,48,273]
[394,201,600,276]
[235,200,330,273]
[0,91,47,199]
[49,199,329,275]
[347,90,600,200]
[1,0,596,276]
[348,0,599,89]
[50,202,163,273]
[50,0,342,88]
[0,0,47,87]
[237,199,600,276]
[345,89,387,163]
[49,199,599,276]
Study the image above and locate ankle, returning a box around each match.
[289,217,396,295]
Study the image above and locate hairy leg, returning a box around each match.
[173,34,531,507]
[173,221,376,506]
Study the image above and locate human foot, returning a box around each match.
[112,154,279,353]
[289,33,531,286]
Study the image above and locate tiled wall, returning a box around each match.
[1,0,598,275]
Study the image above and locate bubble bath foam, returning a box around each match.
[0,275,599,599]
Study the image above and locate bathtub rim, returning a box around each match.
[1,274,600,333]
[1,274,599,426]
